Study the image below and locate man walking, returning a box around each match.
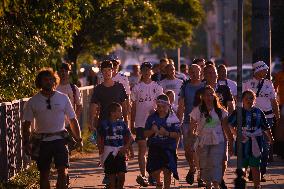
[177,64,205,187]
[22,68,82,189]
[89,60,129,186]
[56,62,82,119]
[131,62,163,186]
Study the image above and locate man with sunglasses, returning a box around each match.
[22,68,82,189]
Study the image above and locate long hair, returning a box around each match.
[200,85,225,122]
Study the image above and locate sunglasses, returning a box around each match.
[46,98,51,110]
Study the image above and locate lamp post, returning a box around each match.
[234,0,246,188]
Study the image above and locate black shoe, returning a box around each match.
[148,175,157,186]
[186,171,194,185]
[220,179,228,189]
[248,170,253,181]
[197,178,206,187]
[136,175,149,187]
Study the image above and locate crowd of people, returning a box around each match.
[21,56,284,189]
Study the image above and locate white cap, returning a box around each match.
[253,61,269,74]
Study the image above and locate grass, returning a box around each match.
[0,128,96,189]
[0,163,40,189]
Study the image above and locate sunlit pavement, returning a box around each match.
[51,144,284,189]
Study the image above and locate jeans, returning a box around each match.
[260,117,274,175]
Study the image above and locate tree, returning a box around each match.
[0,0,91,101]
[66,0,204,62]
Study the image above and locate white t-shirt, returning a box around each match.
[98,72,131,95]
[56,84,82,109]
[243,78,276,118]
[190,107,227,145]
[23,91,76,141]
[131,81,163,128]
[159,78,183,105]
[218,79,237,97]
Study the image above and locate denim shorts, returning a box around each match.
[199,142,225,183]
[135,127,146,141]
[36,139,69,171]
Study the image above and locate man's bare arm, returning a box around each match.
[121,100,129,123]
[177,97,185,122]
[22,121,32,144]
[69,118,82,141]
[89,103,99,130]
[271,98,280,125]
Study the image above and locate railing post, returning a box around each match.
[0,104,8,182]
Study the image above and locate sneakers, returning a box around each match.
[136,175,149,187]
[261,175,266,182]
[186,171,194,185]
[248,170,253,181]
[197,178,206,187]
[102,175,110,185]
[220,179,228,189]
[148,175,157,186]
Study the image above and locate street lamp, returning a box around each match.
[234,0,246,188]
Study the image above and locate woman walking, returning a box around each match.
[189,85,234,189]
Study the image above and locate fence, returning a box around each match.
[0,85,94,182]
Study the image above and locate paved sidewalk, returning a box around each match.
[51,147,284,189]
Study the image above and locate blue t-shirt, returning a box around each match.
[98,119,131,147]
[228,107,270,158]
[145,111,180,150]
[179,80,204,123]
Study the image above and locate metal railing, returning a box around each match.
[0,85,94,182]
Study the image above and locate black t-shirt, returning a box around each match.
[215,84,233,108]
[91,82,128,121]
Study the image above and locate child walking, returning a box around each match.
[228,90,273,189]
[98,102,133,189]
[144,94,181,189]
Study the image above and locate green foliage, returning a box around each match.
[0,163,40,189]
[0,1,92,101]
[67,0,204,60]
[0,0,203,101]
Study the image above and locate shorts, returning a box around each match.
[146,145,176,173]
[135,127,146,141]
[104,153,127,174]
[181,123,196,151]
[243,155,261,168]
[36,139,69,171]
[199,143,225,183]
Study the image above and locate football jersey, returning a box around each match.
[159,78,183,106]
[243,78,276,118]
[131,81,163,128]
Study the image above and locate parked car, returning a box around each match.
[227,64,253,82]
